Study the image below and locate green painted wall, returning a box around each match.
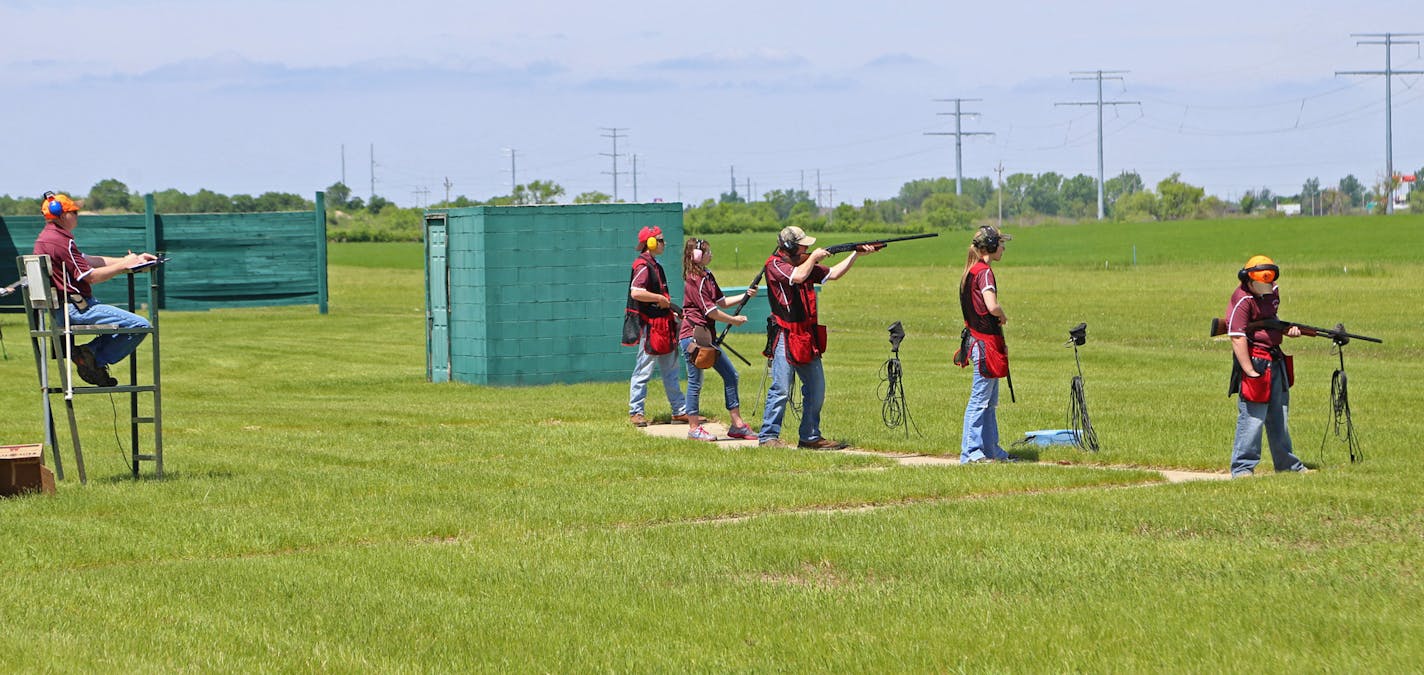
[2,194,327,313]
[427,203,684,386]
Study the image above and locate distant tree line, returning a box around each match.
[3,170,1420,243]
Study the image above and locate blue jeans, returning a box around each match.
[64,299,150,367]
[758,333,826,444]
[1231,359,1305,476]
[680,337,740,418]
[629,339,686,417]
[961,341,1009,462]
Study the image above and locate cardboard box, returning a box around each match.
[0,444,57,497]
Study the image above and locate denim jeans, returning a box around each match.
[758,333,826,444]
[961,341,1009,462]
[64,299,150,367]
[628,339,686,417]
[680,337,740,418]
[1231,359,1305,476]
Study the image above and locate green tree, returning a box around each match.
[1104,170,1144,215]
[1060,174,1097,218]
[895,177,955,211]
[1239,191,1257,215]
[518,180,564,205]
[87,178,134,212]
[1155,173,1204,220]
[325,181,353,209]
[1026,172,1064,216]
[573,191,612,204]
[255,192,311,211]
[1112,190,1157,222]
[367,195,392,215]
[1002,173,1035,217]
[763,189,814,221]
[917,192,978,230]
[231,194,257,213]
[191,189,231,213]
[152,189,192,213]
[1339,174,1365,207]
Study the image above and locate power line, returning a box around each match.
[1056,70,1141,220]
[601,127,627,201]
[924,98,994,195]
[1336,31,1424,214]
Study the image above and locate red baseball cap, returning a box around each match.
[637,226,663,244]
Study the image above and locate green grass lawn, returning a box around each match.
[0,216,1420,670]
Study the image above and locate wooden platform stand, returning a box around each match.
[17,255,164,484]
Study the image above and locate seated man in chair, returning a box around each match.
[32,192,157,386]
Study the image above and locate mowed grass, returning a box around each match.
[0,216,1419,670]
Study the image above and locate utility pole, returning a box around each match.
[994,162,1006,228]
[504,148,517,196]
[601,127,626,201]
[815,169,822,209]
[443,177,452,205]
[1056,70,1140,220]
[369,144,376,200]
[341,144,346,186]
[1336,32,1424,215]
[824,185,836,225]
[925,98,993,195]
[746,178,751,203]
[729,166,737,199]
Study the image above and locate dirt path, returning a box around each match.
[640,421,1228,484]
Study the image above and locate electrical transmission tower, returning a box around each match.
[1336,32,1424,215]
[1056,70,1140,220]
[601,128,627,201]
[925,98,993,195]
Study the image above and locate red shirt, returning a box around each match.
[764,253,828,325]
[33,222,94,297]
[960,261,1001,336]
[1226,283,1283,349]
[680,270,726,339]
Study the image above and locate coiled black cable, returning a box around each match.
[1067,374,1099,452]
[879,355,920,436]
[1320,344,1363,463]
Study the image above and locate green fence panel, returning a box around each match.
[1,193,327,313]
[427,202,684,386]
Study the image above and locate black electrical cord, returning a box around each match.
[1320,343,1363,464]
[879,355,921,436]
[1068,373,1099,452]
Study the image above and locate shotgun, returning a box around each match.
[1208,317,1382,345]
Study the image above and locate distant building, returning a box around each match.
[1275,203,1302,216]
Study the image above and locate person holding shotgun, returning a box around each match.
[679,238,757,442]
[624,226,687,428]
[757,226,877,449]
[954,225,1014,463]
[1224,255,1310,477]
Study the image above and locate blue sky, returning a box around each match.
[2,0,1421,207]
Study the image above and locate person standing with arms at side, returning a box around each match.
[623,226,687,427]
[678,238,757,442]
[1224,255,1310,477]
[757,226,876,449]
[32,192,157,387]
[953,225,1014,463]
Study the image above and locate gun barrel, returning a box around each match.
[824,232,938,254]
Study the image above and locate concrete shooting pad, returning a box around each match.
[638,422,1229,484]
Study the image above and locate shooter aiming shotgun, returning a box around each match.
[711,232,939,364]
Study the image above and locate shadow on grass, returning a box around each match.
[90,468,236,485]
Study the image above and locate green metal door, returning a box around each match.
[425,215,450,382]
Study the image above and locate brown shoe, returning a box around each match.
[629,413,648,428]
[670,413,690,423]
[72,344,117,387]
[798,438,849,451]
[758,438,793,448]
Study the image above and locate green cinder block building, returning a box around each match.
[425,203,684,386]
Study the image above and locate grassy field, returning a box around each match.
[0,215,1420,670]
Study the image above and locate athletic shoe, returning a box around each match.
[726,425,755,440]
[629,413,648,428]
[798,438,849,451]
[687,426,717,442]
